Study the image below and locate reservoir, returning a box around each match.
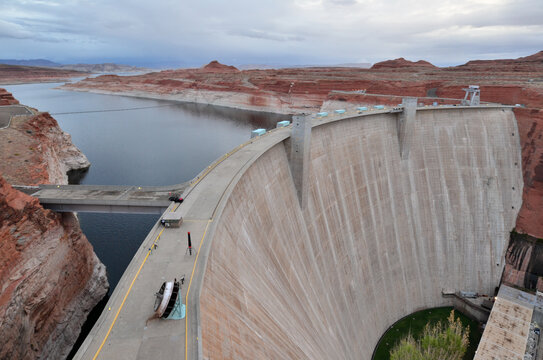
[4,81,289,292]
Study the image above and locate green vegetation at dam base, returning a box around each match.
[373,307,482,360]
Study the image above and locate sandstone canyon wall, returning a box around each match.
[0,107,90,185]
[0,89,107,359]
[0,177,108,359]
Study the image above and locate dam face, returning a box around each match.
[199,107,523,359]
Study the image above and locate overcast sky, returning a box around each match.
[1,0,542,67]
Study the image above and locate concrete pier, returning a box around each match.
[76,105,523,360]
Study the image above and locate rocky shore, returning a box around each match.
[0,89,107,359]
[0,88,19,105]
[0,109,90,185]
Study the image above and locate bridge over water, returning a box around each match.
[21,183,189,214]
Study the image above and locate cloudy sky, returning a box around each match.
[1,0,542,67]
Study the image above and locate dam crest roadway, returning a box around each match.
[56,100,522,360]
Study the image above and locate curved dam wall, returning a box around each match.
[199,107,523,359]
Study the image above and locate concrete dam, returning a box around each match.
[76,102,523,359]
[198,105,522,359]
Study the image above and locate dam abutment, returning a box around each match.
[198,105,523,359]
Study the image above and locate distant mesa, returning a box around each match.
[56,63,150,73]
[238,62,371,70]
[0,64,85,85]
[201,60,240,72]
[371,57,438,70]
[459,50,543,68]
[519,50,543,62]
[0,59,61,67]
[0,59,150,74]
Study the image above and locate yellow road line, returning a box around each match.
[183,129,284,358]
[189,151,238,188]
[185,219,212,360]
[93,127,284,359]
[92,227,165,360]
[188,125,286,190]
[189,138,254,188]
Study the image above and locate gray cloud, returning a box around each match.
[0,19,32,39]
[328,0,358,5]
[0,0,541,66]
[229,29,305,42]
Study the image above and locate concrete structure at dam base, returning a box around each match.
[75,101,523,360]
[474,285,542,360]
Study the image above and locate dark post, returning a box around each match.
[188,231,192,255]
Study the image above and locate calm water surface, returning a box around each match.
[5,82,289,291]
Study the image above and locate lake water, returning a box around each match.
[4,82,289,291]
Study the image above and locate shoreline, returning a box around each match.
[60,86,310,115]
[0,77,83,86]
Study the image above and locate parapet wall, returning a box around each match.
[199,107,523,359]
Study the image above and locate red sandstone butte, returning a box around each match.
[201,60,240,73]
[370,57,438,70]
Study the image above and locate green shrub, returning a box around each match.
[390,310,469,360]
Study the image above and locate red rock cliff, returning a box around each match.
[0,176,108,359]
[0,89,107,358]
[502,232,543,292]
[0,100,90,185]
[0,88,19,105]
